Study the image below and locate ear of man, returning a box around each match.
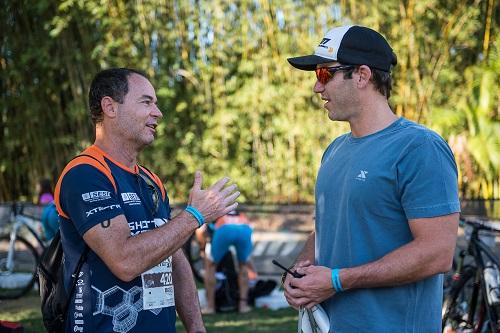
[101,96,117,119]
[355,65,372,89]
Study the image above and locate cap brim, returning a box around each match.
[287,55,336,71]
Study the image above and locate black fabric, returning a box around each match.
[38,231,89,333]
[213,251,278,311]
[337,26,397,71]
[286,55,333,71]
[214,252,239,312]
[248,280,277,306]
[288,25,397,72]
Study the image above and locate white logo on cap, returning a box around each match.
[314,25,353,61]
[318,38,331,49]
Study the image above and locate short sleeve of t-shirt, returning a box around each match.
[398,134,461,219]
[59,164,124,236]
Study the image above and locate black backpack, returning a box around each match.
[37,151,112,332]
[37,149,165,332]
[213,251,278,312]
[37,230,89,333]
[215,251,240,312]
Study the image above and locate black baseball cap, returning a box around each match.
[287,25,397,72]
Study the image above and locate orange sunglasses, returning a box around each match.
[315,65,355,85]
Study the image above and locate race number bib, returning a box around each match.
[141,256,175,310]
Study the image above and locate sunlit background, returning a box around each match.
[1,0,498,212]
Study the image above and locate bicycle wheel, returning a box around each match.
[442,266,489,333]
[182,234,204,283]
[0,235,39,299]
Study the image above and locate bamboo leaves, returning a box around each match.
[0,0,498,201]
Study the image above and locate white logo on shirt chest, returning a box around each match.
[356,170,368,181]
[81,191,111,202]
[121,192,141,205]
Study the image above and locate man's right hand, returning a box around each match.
[188,171,240,223]
[283,260,312,309]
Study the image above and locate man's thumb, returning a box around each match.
[192,171,202,190]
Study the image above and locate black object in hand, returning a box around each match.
[272,259,305,278]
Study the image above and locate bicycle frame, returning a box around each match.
[11,213,45,249]
[454,221,500,332]
[3,207,45,274]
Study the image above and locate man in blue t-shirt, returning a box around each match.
[283,26,460,332]
[55,68,240,333]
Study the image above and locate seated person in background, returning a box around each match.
[196,210,256,314]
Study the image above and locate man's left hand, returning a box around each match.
[284,265,335,309]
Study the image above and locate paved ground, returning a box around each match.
[251,224,500,279]
[252,231,309,277]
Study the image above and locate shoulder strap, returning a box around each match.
[61,244,90,321]
[138,165,166,201]
[54,146,117,218]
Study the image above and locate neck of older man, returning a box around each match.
[94,123,140,169]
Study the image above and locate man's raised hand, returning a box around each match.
[188,171,240,223]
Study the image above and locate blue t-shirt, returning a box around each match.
[57,146,176,333]
[315,118,460,333]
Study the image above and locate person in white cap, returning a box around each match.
[283,25,460,332]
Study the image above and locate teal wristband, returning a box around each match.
[185,205,205,227]
[331,269,338,291]
[331,268,343,292]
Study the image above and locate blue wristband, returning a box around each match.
[185,205,205,227]
[331,268,344,292]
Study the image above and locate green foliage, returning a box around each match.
[430,38,499,198]
[0,293,297,333]
[1,0,498,202]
